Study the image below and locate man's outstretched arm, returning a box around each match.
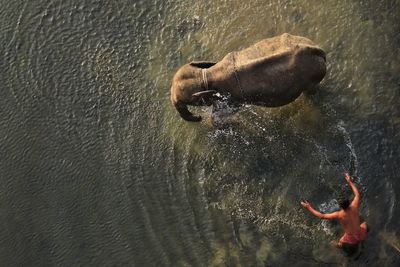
[301,201,339,219]
[345,172,360,208]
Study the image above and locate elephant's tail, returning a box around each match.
[173,101,202,122]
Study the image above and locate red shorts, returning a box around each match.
[340,224,367,244]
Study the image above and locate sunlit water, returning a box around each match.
[0,0,399,266]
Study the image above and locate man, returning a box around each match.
[301,173,367,248]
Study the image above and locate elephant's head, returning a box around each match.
[171,61,217,122]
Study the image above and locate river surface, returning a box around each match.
[1,0,399,266]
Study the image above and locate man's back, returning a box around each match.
[338,205,361,234]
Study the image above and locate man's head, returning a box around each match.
[337,196,350,210]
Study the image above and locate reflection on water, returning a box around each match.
[0,0,399,266]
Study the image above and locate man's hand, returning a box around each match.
[301,200,311,210]
[345,172,352,183]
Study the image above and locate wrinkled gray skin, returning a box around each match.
[171,33,327,122]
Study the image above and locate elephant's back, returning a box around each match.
[234,33,321,64]
[219,34,326,105]
[231,33,326,86]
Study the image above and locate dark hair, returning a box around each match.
[337,197,350,210]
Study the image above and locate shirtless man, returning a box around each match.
[301,173,367,248]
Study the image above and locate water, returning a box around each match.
[0,0,399,266]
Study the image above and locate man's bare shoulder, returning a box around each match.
[337,209,347,219]
[350,200,359,209]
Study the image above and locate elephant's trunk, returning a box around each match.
[173,101,202,122]
[311,46,326,61]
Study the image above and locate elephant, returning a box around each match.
[170,33,327,122]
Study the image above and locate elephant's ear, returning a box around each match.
[189,61,216,68]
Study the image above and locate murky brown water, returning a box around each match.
[0,0,399,266]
